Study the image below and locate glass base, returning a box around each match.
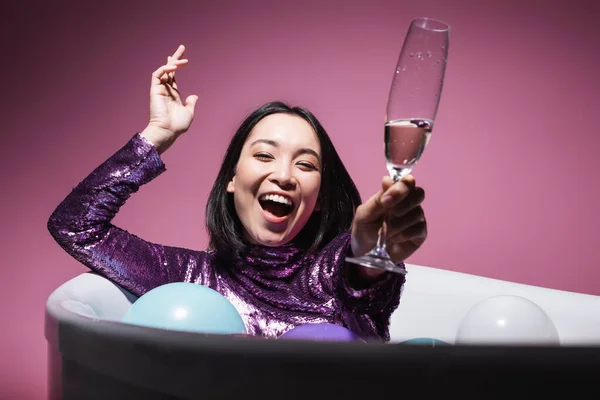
[346,252,407,275]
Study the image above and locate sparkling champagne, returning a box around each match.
[384,118,433,180]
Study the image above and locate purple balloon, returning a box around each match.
[279,323,363,342]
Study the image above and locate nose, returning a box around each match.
[269,162,296,190]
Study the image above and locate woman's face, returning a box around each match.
[227,113,322,247]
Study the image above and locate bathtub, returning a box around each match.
[45,264,600,399]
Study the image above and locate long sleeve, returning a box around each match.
[47,133,209,297]
[315,233,405,341]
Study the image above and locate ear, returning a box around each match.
[314,196,321,211]
[226,176,236,193]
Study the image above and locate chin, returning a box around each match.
[253,235,290,247]
[244,216,309,247]
[246,228,296,247]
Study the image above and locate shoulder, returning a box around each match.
[317,231,351,258]
[302,231,352,281]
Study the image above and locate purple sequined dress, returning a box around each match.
[47,133,405,341]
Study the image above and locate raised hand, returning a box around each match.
[141,45,199,154]
[351,175,427,268]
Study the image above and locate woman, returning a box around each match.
[47,45,427,341]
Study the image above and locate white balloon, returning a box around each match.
[455,295,560,345]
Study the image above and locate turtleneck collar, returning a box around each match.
[234,239,312,279]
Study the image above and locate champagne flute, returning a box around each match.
[346,17,450,274]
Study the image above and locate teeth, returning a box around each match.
[260,194,292,206]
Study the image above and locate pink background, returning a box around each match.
[2,0,599,397]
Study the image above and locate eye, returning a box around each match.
[254,152,274,161]
[297,161,318,171]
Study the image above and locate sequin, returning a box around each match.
[47,133,405,342]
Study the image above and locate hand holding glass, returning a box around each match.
[346,18,450,274]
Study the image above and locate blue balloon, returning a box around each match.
[122,282,246,335]
[401,337,449,346]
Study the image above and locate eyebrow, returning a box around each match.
[250,139,321,162]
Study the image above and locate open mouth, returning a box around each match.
[259,194,294,218]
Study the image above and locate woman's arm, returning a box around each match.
[48,45,203,297]
[47,133,205,297]
[313,233,404,341]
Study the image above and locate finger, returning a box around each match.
[388,220,428,243]
[353,174,418,225]
[390,187,425,218]
[401,175,416,188]
[153,64,178,75]
[166,54,187,68]
[382,175,395,192]
[167,55,188,65]
[164,84,182,102]
[168,59,188,87]
[388,206,425,235]
[185,95,199,114]
[152,60,188,85]
[166,56,174,80]
[380,176,414,208]
[171,44,186,61]
[160,69,178,85]
[168,58,188,67]
[152,65,178,86]
[387,227,427,262]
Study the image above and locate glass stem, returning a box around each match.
[375,174,401,254]
[376,217,389,252]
